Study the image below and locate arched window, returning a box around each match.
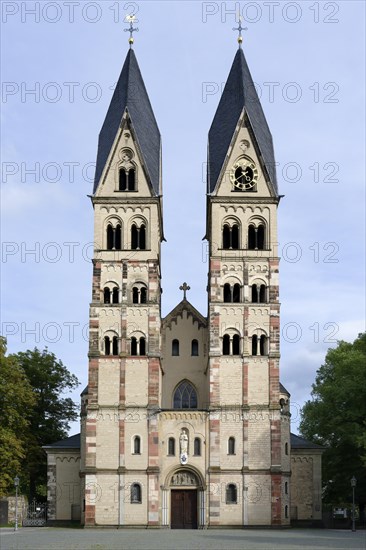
[285,481,288,495]
[223,224,231,249]
[104,336,111,356]
[115,225,121,250]
[132,285,148,304]
[128,168,135,191]
[259,284,266,303]
[130,336,146,356]
[131,483,141,504]
[257,224,265,249]
[228,437,235,455]
[131,224,138,250]
[106,223,122,250]
[131,223,146,250]
[173,381,198,409]
[191,339,199,356]
[231,224,239,249]
[222,334,230,355]
[112,336,118,355]
[131,337,137,356]
[172,339,179,356]
[224,283,241,303]
[168,437,175,456]
[119,169,127,191]
[251,284,258,303]
[139,337,146,356]
[119,168,136,191]
[223,333,240,355]
[260,335,268,356]
[139,224,146,250]
[223,224,239,250]
[194,437,201,456]
[232,334,240,355]
[252,334,258,356]
[248,225,256,250]
[107,224,114,250]
[248,223,265,250]
[223,283,231,302]
[233,283,240,303]
[104,287,111,304]
[285,505,289,519]
[140,287,147,304]
[285,442,289,455]
[132,287,139,304]
[133,436,141,455]
[112,287,119,304]
[226,484,237,504]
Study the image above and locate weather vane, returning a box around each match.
[124,14,139,48]
[233,15,247,48]
[179,282,190,300]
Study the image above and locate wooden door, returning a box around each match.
[171,490,198,529]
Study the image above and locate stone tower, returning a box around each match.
[77,37,292,528]
[81,48,163,526]
[205,46,290,525]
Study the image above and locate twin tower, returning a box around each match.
[81,41,290,528]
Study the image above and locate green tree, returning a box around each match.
[300,332,366,516]
[11,347,80,500]
[0,337,36,497]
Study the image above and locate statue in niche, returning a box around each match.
[179,429,189,465]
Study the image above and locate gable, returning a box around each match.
[94,115,154,198]
[212,111,277,199]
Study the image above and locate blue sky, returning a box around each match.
[1,1,365,435]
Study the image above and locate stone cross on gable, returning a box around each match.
[179,282,190,300]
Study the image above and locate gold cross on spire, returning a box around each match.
[179,282,190,300]
[124,14,139,48]
[233,15,247,48]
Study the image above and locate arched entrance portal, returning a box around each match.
[169,470,200,529]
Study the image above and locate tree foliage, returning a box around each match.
[13,347,80,499]
[0,340,80,499]
[0,338,36,497]
[300,332,366,509]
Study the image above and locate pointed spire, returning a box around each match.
[207,48,278,195]
[93,48,161,195]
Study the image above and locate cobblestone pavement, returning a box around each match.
[1,528,365,550]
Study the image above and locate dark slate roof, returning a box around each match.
[290,433,325,450]
[43,433,81,449]
[207,48,277,195]
[81,385,88,396]
[43,433,324,452]
[280,383,290,396]
[93,49,161,196]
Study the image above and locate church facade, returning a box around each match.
[44,36,323,528]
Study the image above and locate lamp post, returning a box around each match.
[14,476,19,531]
[351,476,357,532]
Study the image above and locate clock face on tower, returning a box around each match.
[230,157,259,190]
